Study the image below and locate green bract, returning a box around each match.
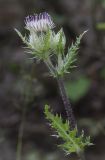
[15,26,86,77]
[15,29,52,60]
[51,29,66,55]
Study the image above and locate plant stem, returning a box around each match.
[44,58,76,129]
[44,58,56,77]
[16,105,27,160]
[57,76,76,130]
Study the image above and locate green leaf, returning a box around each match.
[100,68,105,79]
[96,23,105,30]
[44,105,92,155]
[64,31,87,72]
[65,76,91,102]
[56,31,87,76]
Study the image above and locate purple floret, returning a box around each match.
[25,12,55,32]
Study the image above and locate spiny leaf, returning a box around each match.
[56,31,87,76]
[15,28,28,44]
[44,105,92,155]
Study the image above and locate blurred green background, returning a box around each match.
[0,0,105,160]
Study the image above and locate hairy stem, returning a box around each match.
[57,76,76,130]
[44,58,76,129]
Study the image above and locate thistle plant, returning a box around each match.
[15,12,92,159]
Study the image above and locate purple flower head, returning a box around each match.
[25,12,55,32]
